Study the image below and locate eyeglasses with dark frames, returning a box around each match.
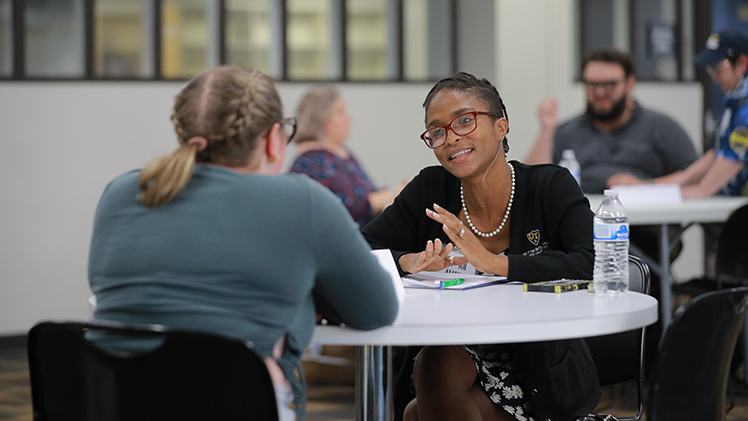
[420,111,502,149]
[583,78,625,93]
[281,117,297,144]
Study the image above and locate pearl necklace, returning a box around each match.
[461,163,515,238]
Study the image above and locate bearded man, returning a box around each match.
[525,49,697,194]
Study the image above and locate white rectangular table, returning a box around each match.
[587,195,748,326]
[312,284,658,421]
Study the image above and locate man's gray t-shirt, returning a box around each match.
[552,104,698,194]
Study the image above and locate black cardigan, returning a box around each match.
[362,161,594,281]
[361,161,600,421]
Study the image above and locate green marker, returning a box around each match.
[438,278,465,289]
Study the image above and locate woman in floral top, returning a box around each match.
[289,85,405,228]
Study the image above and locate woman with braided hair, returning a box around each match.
[88,66,399,420]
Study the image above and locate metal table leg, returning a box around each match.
[355,346,369,421]
[354,345,387,421]
[659,224,672,327]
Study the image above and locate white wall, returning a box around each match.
[0,0,705,336]
[0,82,436,336]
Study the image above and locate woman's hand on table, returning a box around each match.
[426,203,507,276]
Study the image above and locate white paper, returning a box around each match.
[403,272,509,290]
[370,249,406,315]
[608,183,682,207]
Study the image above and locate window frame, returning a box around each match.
[577,0,694,83]
[2,0,456,82]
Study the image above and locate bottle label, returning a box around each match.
[594,223,629,241]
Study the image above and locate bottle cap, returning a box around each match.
[603,189,619,196]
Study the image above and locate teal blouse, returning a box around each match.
[89,164,399,419]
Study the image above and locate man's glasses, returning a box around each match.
[281,117,297,144]
[583,78,625,93]
[420,111,501,149]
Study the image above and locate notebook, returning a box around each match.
[402,272,510,290]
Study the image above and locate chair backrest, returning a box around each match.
[647,286,748,421]
[716,204,748,287]
[28,321,279,421]
[583,254,650,420]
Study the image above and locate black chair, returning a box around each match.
[27,320,279,421]
[646,286,748,421]
[583,255,651,421]
[714,204,748,385]
[715,204,748,290]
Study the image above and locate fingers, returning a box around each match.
[452,255,469,266]
[442,222,466,245]
[538,97,558,127]
[426,203,464,239]
[405,237,458,273]
[426,239,448,262]
[424,239,434,256]
[416,239,442,269]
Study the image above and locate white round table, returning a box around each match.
[314,284,658,345]
[312,284,658,421]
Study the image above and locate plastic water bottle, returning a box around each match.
[593,189,629,296]
[559,149,581,185]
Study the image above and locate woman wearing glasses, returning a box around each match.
[362,72,599,421]
[88,66,399,421]
[289,85,406,228]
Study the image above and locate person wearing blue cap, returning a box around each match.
[609,29,748,198]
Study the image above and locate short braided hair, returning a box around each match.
[139,66,283,207]
[422,72,510,153]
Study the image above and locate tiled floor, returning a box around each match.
[0,347,31,421]
[304,379,748,421]
[3,343,748,420]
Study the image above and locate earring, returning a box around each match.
[269,155,279,164]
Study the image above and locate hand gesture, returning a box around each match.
[398,238,467,274]
[538,97,558,130]
[425,203,506,275]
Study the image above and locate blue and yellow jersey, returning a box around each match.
[714,72,748,196]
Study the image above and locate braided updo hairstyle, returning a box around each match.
[138,66,283,207]
[422,72,510,154]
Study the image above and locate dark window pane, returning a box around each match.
[25,0,85,78]
[0,0,10,76]
[631,0,679,81]
[577,0,691,81]
[580,0,616,57]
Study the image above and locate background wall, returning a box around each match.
[0,0,704,336]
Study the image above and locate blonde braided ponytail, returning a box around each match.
[138,66,283,207]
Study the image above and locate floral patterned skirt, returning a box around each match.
[462,344,535,421]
